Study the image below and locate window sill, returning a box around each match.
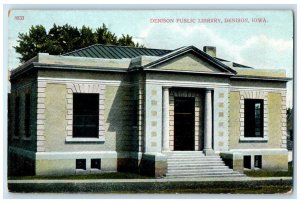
[65,136,105,143]
[90,168,101,172]
[75,169,87,174]
[239,136,268,143]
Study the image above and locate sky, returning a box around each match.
[7,10,294,107]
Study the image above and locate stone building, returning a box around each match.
[8,44,290,177]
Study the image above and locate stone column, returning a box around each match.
[204,89,214,155]
[162,87,170,151]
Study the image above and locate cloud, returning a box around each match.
[239,35,293,74]
[135,24,294,107]
[136,24,293,75]
[244,35,292,53]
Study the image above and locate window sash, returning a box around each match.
[91,159,101,169]
[76,159,86,170]
[244,99,264,138]
[73,93,99,138]
[254,155,262,168]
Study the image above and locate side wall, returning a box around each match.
[8,73,37,176]
[228,80,288,171]
[35,70,134,175]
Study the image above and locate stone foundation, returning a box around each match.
[139,153,167,177]
[117,158,140,173]
[220,152,244,173]
[221,150,288,172]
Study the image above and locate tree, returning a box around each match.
[118,34,135,47]
[94,23,118,45]
[47,24,81,54]
[14,23,143,63]
[15,25,48,62]
[79,26,96,48]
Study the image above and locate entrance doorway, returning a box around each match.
[174,97,195,151]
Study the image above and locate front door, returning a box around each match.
[174,97,195,151]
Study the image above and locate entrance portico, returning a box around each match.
[162,87,214,155]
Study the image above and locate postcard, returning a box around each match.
[6,9,294,195]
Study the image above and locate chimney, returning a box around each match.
[203,46,216,57]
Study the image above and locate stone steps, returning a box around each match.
[167,168,232,174]
[164,152,206,156]
[168,163,226,167]
[166,173,244,178]
[167,155,220,159]
[166,170,241,176]
[168,159,225,163]
[167,165,229,170]
[165,151,245,178]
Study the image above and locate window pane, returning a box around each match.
[254,155,262,168]
[73,94,99,138]
[244,99,264,138]
[244,155,251,169]
[91,159,101,169]
[76,159,86,170]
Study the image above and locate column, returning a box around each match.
[162,87,170,151]
[204,89,214,155]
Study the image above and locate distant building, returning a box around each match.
[8,44,290,177]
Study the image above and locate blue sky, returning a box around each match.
[8,10,294,107]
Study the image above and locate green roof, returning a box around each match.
[63,44,172,59]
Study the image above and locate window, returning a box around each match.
[244,155,251,169]
[76,159,86,170]
[14,97,20,138]
[91,159,101,170]
[73,93,99,138]
[244,99,264,137]
[254,155,262,169]
[25,94,31,138]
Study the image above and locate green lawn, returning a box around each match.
[8,172,152,180]
[9,162,294,180]
[244,162,293,177]
[132,185,292,194]
[8,166,293,194]
[8,180,293,194]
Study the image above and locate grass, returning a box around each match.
[8,167,293,194]
[8,172,152,180]
[244,162,293,177]
[8,180,293,194]
[9,162,294,180]
[132,185,292,194]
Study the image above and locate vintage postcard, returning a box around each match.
[6,9,294,195]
